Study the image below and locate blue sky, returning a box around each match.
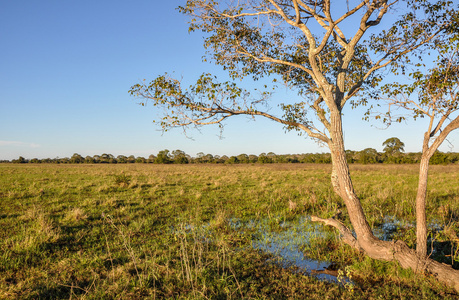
[1,1,457,160]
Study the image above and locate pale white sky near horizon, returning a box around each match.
[1,1,458,160]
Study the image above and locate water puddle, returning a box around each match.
[182,215,446,286]
[229,216,351,283]
[372,216,443,241]
[228,215,446,284]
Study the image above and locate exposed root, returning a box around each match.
[310,215,361,252]
[311,215,459,293]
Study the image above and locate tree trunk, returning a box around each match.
[328,110,374,239]
[328,110,394,260]
[330,160,342,197]
[316,109,459,293]
[416,155,430,258]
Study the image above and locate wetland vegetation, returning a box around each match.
[1,163,459,299]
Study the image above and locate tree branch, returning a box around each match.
[310,215,362,251]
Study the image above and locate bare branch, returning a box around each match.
[311,215,362,251]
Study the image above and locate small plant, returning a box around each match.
[114,174,131,187]
[337,266,354,293]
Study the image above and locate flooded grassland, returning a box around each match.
[1,163,458,299]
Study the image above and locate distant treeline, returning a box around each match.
[3,149,459,165]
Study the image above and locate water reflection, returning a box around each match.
[229,216,349,283]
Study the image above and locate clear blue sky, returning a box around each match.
[1,1,457,160]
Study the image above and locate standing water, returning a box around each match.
[229,216,348,283]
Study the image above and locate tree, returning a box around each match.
[379,28,459,259]
[258,153,273,164]
[237,153,249,163]
[130,0,459,291]
[147,154,156,163]
[430,151,448,165]
[382,137,405,163]
[92,155,101,164]
[248,154,259,163]
[356,148,380,164]
[226,156,239,164]
[171,149,189,164]
[117,155,128,163]
[382,137,405,155]
[84,156,95,164]
[219,155,229,163]
[100,153,116,164]
[70,153,84,164]
[203,153,214,163]
[155,150,172,164]
[12,156,27,164]
[135,156,146,163]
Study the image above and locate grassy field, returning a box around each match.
[1,163,459,299]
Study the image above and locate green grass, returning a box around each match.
[1,163,458,299]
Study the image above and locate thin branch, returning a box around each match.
[311,215,362,251]
[343,27,444,106]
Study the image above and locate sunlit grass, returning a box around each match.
[0,163,458,298]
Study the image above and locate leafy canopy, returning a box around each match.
[130,0,457,147]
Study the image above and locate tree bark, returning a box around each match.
[330,160,342,197]
[328,109,378,246]
[416,155,430,258]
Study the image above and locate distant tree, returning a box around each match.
[146,154,156,163]
[70,153,84,164]
[194,152,205,163]
[266,152,276,162]
[225,156,239,164]
[100,153,115,164]
[203,154,214,163]
[276,154,287,163]
[59,157,70,164]
[135,156,146,163]
[257,153,272,164]
[237,154,249,163]
[30,158,40,164]
[300,154,314,164]
[218,155,229,164]
[447,152,459,164]
[357,148,379,164]
[286,155,299,163]
[117,155,128,163]
[127,155,136,164]
[403,152,422,164]
[430,151,448,165]
[12,156,27,164]
[345,150,356,164]
[175,156,189,164]
[315,153,332,164]
[84,156,95,164]
[155,150,172,164]
[171,149,189,164]
[248,154,258,163]
[382,137,405,155]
